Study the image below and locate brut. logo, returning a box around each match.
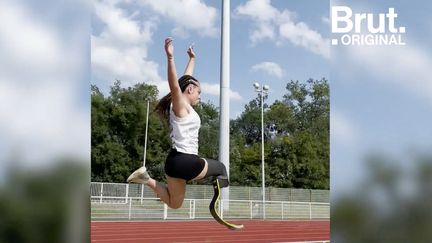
[331,6,406,46]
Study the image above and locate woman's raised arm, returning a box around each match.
[164,38,188,117]
[184,44,195,76]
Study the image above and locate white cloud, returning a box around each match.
[251,61,284,79]
[201,83,243,101]
[236,0,279,22]
[0,82,89,164]
[93,0,151,45]
[251,22,276,44]
[138,0,218,37]
[345,43,432,106]
[331,110,358,145]
[172,26,190,39]
[322,16,330,25]
[279,21,330,58]
[92,0,164,88]
[0,1,63,79]
[230,90,244,102]
[235,0,329,58]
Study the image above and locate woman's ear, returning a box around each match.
[187,85,194,94]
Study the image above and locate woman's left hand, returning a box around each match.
[187,44,195,58]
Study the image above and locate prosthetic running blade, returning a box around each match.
[209,179,244,230]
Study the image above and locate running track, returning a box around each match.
[91,220,329,243]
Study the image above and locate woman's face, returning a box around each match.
[190,84,201,106]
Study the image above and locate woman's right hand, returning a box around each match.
[165,37,174,59]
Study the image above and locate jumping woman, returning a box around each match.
[127,38,242,229]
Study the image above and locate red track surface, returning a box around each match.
[91,220,329,243]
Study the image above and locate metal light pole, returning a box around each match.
[143,100,150,167]
[219,0,230,211]
[253,82,269,219]
[141,100,150,203]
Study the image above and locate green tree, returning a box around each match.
[91,81,168,183]
[230,78,329,189]
[195,102,220,159]
[231,94,270,145]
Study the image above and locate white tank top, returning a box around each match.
[169,103,201,155]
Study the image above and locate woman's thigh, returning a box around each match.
[192,159,208,180]
[165,150,206,180]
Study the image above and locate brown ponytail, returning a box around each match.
[155,93,172,120]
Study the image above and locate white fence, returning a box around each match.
[91,182,330,221]
[91,182,330,202]
[91,196,329,220]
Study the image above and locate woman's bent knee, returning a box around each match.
[166,176,186,209]
[169,200,183,209]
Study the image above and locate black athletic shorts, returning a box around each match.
[164,149,206,181]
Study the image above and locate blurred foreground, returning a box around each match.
[332,153,432,242]
[0,160,89,243]
[0,0,90,241]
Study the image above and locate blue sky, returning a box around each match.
[330,0,432,194]
[0,0,90,178]
[91,0,330,118]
